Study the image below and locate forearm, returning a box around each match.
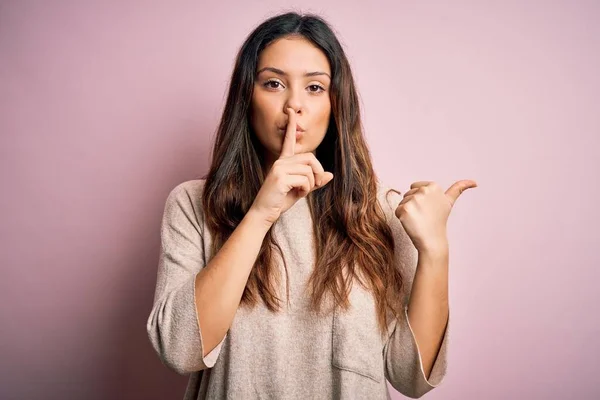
[194,209,272,357]
[406,243,450,380]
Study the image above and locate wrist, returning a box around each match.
[244,208,274,233]
[418,239,449,260]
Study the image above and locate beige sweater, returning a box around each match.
[146,179,449,399]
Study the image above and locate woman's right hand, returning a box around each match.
[249,108,334,226]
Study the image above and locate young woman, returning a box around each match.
[147,11,476,400]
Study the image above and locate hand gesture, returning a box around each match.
[250,108,334,226]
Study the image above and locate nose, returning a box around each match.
[284,87,303,115]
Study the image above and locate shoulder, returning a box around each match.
[167,178,207,200]
[375,179,404,219]
[162,179,207,222]
[169,179,206,196]
[375,180,416,256]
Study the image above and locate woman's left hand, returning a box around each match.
[395,180,478,254]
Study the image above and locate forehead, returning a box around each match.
[257,37,330,74]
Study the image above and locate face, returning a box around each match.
[250,36,332,173]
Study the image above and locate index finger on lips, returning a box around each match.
[279,108,297,159]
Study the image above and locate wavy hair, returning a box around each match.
[201,11,406,337]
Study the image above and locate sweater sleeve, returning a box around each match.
[146,182,227,375]
[380,185,449,398]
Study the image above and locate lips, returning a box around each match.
[278,124,305,132]
[277,126,304,140]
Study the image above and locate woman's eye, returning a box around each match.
[263,80,325,93]
[308,84,325,93]
[264,80,281,89]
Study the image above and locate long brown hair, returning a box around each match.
[201,11,406,337]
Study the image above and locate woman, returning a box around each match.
[147,11,476,400]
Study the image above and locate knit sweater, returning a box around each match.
[146,179,449,399]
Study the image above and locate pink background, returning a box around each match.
[1,1,598,399]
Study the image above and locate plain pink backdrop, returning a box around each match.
[1,1,598,399]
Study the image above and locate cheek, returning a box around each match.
[318,99,331,121]
[250,97,278,145]
[255,101,280,127]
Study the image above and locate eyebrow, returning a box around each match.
[256,67,331,79]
